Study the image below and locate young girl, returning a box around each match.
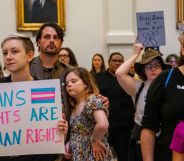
[0,33,68,161]
[64,67,112,161]
[170,121,184,161]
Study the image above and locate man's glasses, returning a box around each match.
[145,62,161,71]
[110,59,124,64]
[59,54,69,58]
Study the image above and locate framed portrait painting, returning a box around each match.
[16,0,65,31]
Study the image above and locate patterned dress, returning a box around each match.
[69,95,113,161]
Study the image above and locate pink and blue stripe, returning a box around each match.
[31,87,55,104]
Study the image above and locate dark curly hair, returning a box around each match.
[36,22,64,48]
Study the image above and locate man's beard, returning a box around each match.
[41,47,59,56]
[44,51,58,56]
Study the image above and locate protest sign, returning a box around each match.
[0,79,64,156]
[136,11,165,47]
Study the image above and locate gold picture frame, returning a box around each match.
[176,0,184,28]
[16,0,65,31]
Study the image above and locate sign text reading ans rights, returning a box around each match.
[0,79,64,156]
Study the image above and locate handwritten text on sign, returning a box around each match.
[136,11,165,47]
[0,79,64,156]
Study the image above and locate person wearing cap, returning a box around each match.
[0,33,68,161]
[140,34,184,161]
[115,43,169,161]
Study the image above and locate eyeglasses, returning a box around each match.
[145,62,161,71]
[110,59,124,64]
[59,54,69,58]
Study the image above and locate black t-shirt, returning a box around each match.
[95,70,135,129]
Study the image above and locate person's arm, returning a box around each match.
[64,141,72,160]
[91,109,109,160]
[141,128,156,161]
[91,110,109,141]
[115,43,143,96]
[172,151,184,161]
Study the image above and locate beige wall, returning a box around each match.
[0,0,180,69]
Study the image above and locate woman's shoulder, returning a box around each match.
[160,68,172,77]
[159,67,179,77]
[147,68,177,93]
[154,68,179,84]
[152,68,173,84]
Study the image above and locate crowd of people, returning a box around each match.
[0,22,184,161]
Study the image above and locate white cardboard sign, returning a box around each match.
[0,79,64,156]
